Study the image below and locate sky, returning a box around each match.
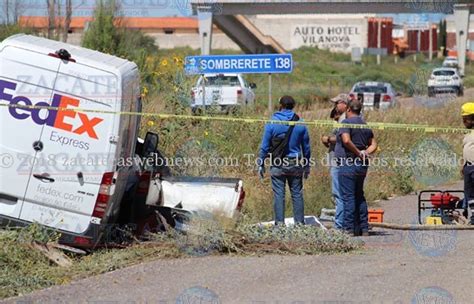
[10,0,192,18]
[2,0,448,23]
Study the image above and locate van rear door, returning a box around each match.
[19,60,118,234]
[0,45,60,219]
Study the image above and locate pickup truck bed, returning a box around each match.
[160,177,244,218]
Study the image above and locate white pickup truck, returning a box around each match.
[191,73,256,113]
[125,133,245,237]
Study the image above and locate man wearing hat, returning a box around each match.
[330,93,349,122]
[461,102,474,225]
[321,93,349,229]
[258,96,311,225]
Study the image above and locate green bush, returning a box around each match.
[81,0,158,87]
[0,24,35,42]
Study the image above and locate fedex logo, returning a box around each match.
[0,79,103,139]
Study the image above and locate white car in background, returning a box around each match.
[348,82,398,110]
[428,68,464,97]
[191,73,256,113]
[442,56,459,68]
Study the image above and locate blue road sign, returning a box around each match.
[184,54,293,75]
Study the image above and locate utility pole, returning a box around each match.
[429,23,433,61]
[377,19,382,65]
[415,30,421,63]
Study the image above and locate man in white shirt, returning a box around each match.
[461,102,474,225]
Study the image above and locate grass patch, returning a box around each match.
[0,221,360,299]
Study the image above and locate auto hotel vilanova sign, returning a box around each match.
[184,54,293,75]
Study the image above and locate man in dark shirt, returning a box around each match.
[335,99,377,236]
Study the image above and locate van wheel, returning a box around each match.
[427,89,435,97]
[457,87,464,97]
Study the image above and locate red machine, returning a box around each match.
[430,192,461,209]
[418,190,466,225]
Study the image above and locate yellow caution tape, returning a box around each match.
[0,102,470,134]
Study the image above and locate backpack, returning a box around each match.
[269,114,300,164]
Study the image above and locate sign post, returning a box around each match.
[201,74,205,114]
[268,73,272,112]
[377,20,382,65]
[184,54,293,112]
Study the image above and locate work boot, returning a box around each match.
[469,201,474,225]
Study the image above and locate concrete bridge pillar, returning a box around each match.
[454,5,471,75]
[198,10,214,55]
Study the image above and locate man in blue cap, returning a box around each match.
[258,96,311,225]
[461,102,474,225]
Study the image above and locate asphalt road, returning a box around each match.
[5,180,473,304]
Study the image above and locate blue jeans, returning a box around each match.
[338,162,369,234]
[331,165,344,229]
[464,164,474,223]
[270,164,305,224]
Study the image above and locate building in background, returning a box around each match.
[248,15,393,54]
[19,15,396,55]
[19,16,240,49]
[406,24,437,53]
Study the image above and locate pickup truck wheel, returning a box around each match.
[192,107,203,116]
[226,106,238,115]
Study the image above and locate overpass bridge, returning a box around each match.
[191,0,474,74]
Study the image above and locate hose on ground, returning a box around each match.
[369,222,474,230]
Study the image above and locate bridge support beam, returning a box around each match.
[198,11,214,55]
[454,5,471,76]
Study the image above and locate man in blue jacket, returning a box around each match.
[258,96,311,225]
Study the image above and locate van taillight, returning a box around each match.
[382,95,391,102]
[92,172,115,218]
[237,89,242,95]
[74,236,92,246]
[137,172,151,195]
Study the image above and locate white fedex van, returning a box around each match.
[0,35,141,246]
